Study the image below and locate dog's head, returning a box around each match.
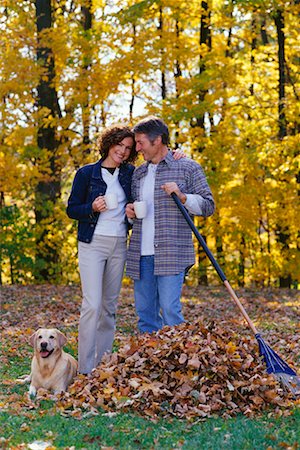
[29,328,67,359]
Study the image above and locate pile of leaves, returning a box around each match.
[59,319,295,420]
[1,284,299,420]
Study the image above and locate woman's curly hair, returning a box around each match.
[96,125,137,164]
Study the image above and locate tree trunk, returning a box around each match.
[238,236,246,287]
[249,16,257,96]
[196,0,210,129]
[260,17,269,45]
[196,1,211,286]
[158,7,166,100]
[274,9,286,139]
[35,0,61,282]
[274,8,291,288]
[81,0,92,155]
[197,235,208,286]
[129,24,136,121]
[174,18,182,149]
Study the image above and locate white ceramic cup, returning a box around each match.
[105,193,118,210]
[134,201,147,219]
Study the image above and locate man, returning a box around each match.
[126,116,215,333]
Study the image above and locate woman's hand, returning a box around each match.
[125,203,136,219]
[173,149,186,160]
[92,196,107,213]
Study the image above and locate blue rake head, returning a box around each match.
[256,333,300,396]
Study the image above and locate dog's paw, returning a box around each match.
[16,374,31,384]
[53,388,65,396]
[29,385,37,398]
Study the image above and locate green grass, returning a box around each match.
[1,408,300,449]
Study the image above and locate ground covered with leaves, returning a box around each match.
[1,283,300,423]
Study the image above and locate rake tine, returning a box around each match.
[171,193,300,395]
[256,334,300,396]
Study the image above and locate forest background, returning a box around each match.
[0,0,299,289]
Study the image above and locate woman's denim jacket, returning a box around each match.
[67,158,134,243]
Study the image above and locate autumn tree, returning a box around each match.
[0,0,298,287]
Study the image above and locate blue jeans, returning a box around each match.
[134,255,185,333]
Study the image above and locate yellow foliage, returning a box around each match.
[0,0,299,285]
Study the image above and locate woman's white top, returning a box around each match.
[94,167,127,237]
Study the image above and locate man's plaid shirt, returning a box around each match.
[126,151,215,280]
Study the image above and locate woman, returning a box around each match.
[67,125,137,374]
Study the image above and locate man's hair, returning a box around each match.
[133,116,169,145]
[96,125,137,163]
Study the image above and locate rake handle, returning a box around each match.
[171,192,258,336]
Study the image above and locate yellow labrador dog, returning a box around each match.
[19,328,78,396]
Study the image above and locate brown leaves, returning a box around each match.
[59,319,296,420]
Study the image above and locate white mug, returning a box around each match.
[134,201,147,219]
[105,193,118,210]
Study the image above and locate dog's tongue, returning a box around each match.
[40,350,50,358]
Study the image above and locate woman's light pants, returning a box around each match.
[78,235,127,374]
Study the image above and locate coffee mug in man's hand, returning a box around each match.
[134,201,147,219]
[105,193,118,210]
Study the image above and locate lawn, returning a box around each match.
[0,283,299,449]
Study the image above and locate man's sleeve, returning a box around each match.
[185,163,215,217]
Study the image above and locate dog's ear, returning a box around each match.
[29,331,37,347]
[56,330,67,348]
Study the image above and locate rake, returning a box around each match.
[172,192,300,396]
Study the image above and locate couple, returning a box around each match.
[67,116,215,375]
